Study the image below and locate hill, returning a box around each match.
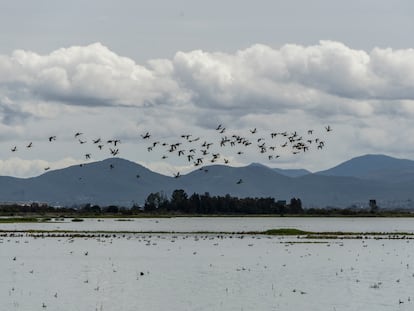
[1,155,414,208]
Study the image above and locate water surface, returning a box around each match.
[1,217,414,232]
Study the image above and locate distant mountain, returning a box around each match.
[272,168,311,178]
[0,158,183,207]
[180,163,295,199]
[247,162,310,177]
[316,154,414,183]
[1,155,414,209]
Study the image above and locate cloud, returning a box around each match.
[1,43,188,112]
[0,41,413,120]
[0,157,81,178]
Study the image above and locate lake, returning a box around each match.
[2,217,414,310]
[1,232,413,310]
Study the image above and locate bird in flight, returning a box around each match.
[141,132,151,139]
[49,136,56,142]
[110,148,119,156]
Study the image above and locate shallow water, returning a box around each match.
[2,216,414,233]
[1,234,414,311]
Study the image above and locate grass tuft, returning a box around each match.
[262,228,309,235]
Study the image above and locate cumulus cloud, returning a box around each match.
[0,41,414,120]
[1,43,189,111]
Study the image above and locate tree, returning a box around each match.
[170,189,188,212]
[289,197,303,213]
[144,192,166,212]
[105,205,119,214]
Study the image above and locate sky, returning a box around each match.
[1,0,414,177]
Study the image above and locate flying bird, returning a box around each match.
[141,132,151,139]
[110,148,119,156]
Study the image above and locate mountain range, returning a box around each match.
[1,154,414,209]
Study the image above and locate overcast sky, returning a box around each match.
[1,0,414,177]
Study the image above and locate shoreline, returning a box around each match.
[2,213,414,223]
[1,228,414,239]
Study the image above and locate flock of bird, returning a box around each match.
[8,124,332,177]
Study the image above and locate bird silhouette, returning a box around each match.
[110,148,119,156]
[141,132,151,139]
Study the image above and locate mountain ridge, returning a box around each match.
[0,154,413,209]
[316,154,414,182]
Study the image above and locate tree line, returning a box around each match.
[0,190,302,216]
[143,190,303,215]
[1,190,408,216]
